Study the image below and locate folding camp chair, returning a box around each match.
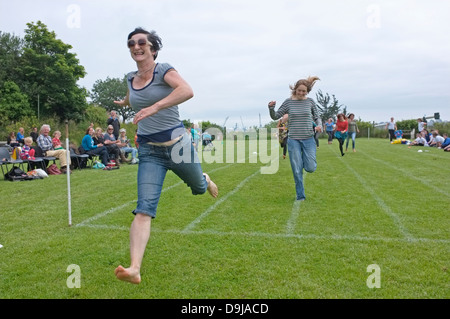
[0,147,26,179]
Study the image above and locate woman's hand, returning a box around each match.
[133,105,158,125]
[268,101,276,108]
[114,90,130,107]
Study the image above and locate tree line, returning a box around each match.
[4,21,424,143]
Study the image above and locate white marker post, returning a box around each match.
[65,120,72,226]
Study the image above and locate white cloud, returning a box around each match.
[1,0,449,126]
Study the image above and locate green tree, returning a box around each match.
[0,32,24,88]
[315,89,345,123]
[90,75,133,123]
[19,21,88,121]
[0,81,33,123]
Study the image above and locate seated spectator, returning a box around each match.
[7,131,20,148]
[410,133,428,146]
[81,127,109,166]
[37,124,71,174]
[17,127,25,144]
[441,133,450,149]
[429,131,445,148]
[52,131,64,150]
[20,137,36,160]
[93,127,122,166]
[103,125,129,164]
[30,127,38,143]
[118,128,139,164]
[422,129,431,144]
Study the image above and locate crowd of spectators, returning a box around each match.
[410,128,450,151]
[3,117,139,175]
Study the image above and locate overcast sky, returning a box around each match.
[1,0,449,128]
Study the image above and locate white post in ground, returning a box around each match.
[65,120,72,226]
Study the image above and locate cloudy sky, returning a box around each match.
[1,0,449,128]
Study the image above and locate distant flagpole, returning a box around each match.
[65,120,72,226]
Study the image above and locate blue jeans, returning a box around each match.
[134,133,208,218]
[346,132,356,149]
[287,137,317,200]
[121,146,137,159]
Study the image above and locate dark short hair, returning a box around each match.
[127,27,163,60]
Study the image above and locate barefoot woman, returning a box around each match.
[114,28,218,284]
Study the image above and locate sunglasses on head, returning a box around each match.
[127,38,151,48]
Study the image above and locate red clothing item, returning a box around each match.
[336,120,348,132]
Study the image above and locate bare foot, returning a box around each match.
[203,173,218,198]
[114,265,141,284]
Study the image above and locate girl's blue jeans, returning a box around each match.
[346,132,356,149]
[287,137,317,200]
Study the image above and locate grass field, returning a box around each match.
[0,138,448,299]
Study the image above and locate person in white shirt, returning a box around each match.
[410,133,428,146]
[385,117,397,142]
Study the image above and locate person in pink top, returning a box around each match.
[334,113,348,156]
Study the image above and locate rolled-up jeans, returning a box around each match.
[287,137,317,200]
[134,133,208,218]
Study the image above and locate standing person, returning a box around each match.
[385,117,397,142]
[346,113,359,152]
[268,76,322,201]
[107,110,121,140]
[335,113,348,156]
[277,114,289,159]
[417,118,426,133]
[113,27,218,284]
[191,124,200,152]
[325,118,335,144]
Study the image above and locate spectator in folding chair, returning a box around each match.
[81,127,109,166]
[36,124,71,174]
[20,136,44,171]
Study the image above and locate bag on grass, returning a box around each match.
[92,162,105,169]
[47,164,62,175]
[34,168,49,178]
[6,166,28,181]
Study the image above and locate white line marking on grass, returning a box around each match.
[75,164,238,227]
[182,168,261,233]
[333,148,414,241]
[361,152,449,197]
[286,199,302,235]
[75,223,450,244]
[76,201,136,227]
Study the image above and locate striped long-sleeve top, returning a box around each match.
[269,97,322,140]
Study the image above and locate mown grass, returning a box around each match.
[0,138,448,299]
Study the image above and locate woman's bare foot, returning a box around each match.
[114,265,141,284]
[203,173,218,198]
